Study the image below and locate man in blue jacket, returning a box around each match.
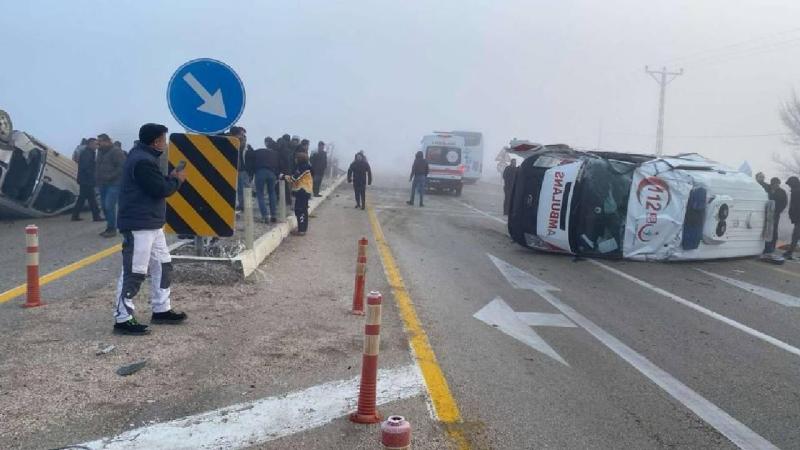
[113,123,187,335]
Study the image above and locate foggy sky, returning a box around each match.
[2,0,800,176]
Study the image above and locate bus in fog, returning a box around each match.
[450,131,483,183]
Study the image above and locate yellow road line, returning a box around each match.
[0,243,121,304]
[367,206,470,449]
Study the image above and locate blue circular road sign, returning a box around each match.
[167,58,245,134]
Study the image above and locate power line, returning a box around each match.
[667,27,800,64]
[645,66,683,155]
[680,36,800,68]
[607,131,789,139]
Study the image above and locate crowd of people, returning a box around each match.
[69,128,340,240]
[756,172,800,260]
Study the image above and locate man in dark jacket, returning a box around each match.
[503,159,518,216]
[347,152,372,210]
[310,141,328,197]
[71,137,102,222]
[251,138,281,223]
[756,173,788,253]
[784,176,800,260]
[278,134,294,206]
[407,150,429,207]
[113,123,187,335]
[96,133,126,237]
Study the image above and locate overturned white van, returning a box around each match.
[507,141,773,261]
[0,109,79,218]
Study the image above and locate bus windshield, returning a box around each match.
[570,158,635,257]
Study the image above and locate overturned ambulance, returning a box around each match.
[506,140,773,260]
[0,109,79,218]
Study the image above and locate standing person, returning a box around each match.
[502,159,518,216]
[282,152,313,235]
[73,138,88,163]
[278,134,294,206]
[407,151,429,207]
[95,133,126,237]
[251,138,280,223]
[114,123,187,335]
[756,173,788,254]
[71,138,102,222]
[310,141,328,197]
[229,126,249,211]
[783,176,800,260]
[347,152,372,210]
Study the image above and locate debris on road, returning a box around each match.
[116,360,147,376]
[95,344,115,356]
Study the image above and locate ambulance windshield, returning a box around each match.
[570,158,635,256]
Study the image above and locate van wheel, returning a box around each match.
[454,185,463,196]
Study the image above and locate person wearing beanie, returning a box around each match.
[282,151,313,235]
[113,123,187,335]
[347,151,372,210]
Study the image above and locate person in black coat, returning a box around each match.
[278,134,294,206]
[407,151,429,207]
[347,152,372,210]
[310,141,328,197]
[502,159,518,216]
[71,137,102,221]
[756,173,788,253]
[784,176,800,259]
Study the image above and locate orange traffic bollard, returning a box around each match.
[351,291,383,424]
[381,416,412,449]
[352,237,368,315]
[24,225,43,308]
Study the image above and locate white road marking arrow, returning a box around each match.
[474,297,572,365]
[182,72,227,118]
[488,254,778,450]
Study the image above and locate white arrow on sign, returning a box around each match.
[474,297,574,365]
[183,72,227,118]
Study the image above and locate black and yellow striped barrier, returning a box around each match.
[165,133,239,237]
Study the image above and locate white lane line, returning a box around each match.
[455,200,507,224]
[536,289,778,450]
[489,254,778,450]
[79,364,424,450]
[697,269,800,307]
[590,260,800,358]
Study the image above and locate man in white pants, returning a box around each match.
[113,123,187,335]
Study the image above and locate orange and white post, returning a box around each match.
[351,291,383,424]
[24,225,43,308]
[352,237,368,315]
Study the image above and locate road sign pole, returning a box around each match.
[278,179,287,222]
[243,186,254,250]
[194,236,204,257]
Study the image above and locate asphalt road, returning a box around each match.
[369,177,800,449]
[3,176,800,449]
[0,213,123,304]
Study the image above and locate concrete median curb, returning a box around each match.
[238,175,346,277]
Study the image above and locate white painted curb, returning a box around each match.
[238,175,346,277]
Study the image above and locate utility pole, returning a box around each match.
[645,66,683,156]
